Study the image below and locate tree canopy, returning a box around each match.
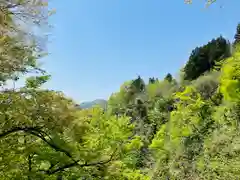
[1,0,240,179]
[183,36,231,80]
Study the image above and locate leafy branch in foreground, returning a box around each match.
[0,124,120,175]
[0,89,141,179]
[44,148,118,175]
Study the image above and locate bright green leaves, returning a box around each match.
[0,90,142,179]
[126,136,143,151]
[0,89,77,178]
[147,79,177,100]
[26,75,51,89]
[0,89,75,131]
[220,48,240,101]
[149,85,215,179]
[195,126,240,179]
[150,124,167,151]
[1,1,240,178]
[121,169,150,180]
[148,47,240,179]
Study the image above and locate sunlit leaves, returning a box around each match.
[220,47,240,101]
[149,47,240,179]
[0,87,143,178]
[26,75,51,88]
[0,35,40,84]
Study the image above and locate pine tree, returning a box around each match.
[234,23,240,46]
[164,73,173,82]
[149,77,155,84]
[184,36,230,80]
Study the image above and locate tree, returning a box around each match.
[106,19,240,180]
[0,0,53,85]
[2,0,240,179]
[164,73,173,82]
[184,36,231,80]
[148,77,156,84]
[0,0,52,41]
[191,71,220,100]
[195,46,240,180]
[0,88,146,179]
[234,23,240,46]
[150,85,215,179]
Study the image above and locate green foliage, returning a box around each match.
[191,71,220,100]
[0,35,40,84]
[149,77,158,84]
[26,75,51,89]
[0,91,143,179]
[147,47,240,179]
[164,73,173,82]
[184,36,231,80]
[233,23,240,46]
[1,2,240,179]
[0,0,51,85]
[220,47,240,101]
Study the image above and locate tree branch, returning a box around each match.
[29,130,76,162]
[0,126,38,138]
[5,0,30,9]
[0,126,118,175]
[46,148,118,175]
[0,126,77,163]
[28,154,32,180]
[6,3,21,9]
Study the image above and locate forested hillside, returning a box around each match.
[1,0,240,179]
[79,99,107,109]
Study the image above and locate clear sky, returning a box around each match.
[41,0,239,103]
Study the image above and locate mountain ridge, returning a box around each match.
[79,99,107,109]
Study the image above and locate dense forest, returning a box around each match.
[1,0,240,179]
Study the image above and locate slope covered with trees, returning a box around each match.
[183,36,231,80]
[79,99,107,109]
[1,0,240,179]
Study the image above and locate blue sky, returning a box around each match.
[42,0,239,103]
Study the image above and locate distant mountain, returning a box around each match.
[79,99,107,109]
